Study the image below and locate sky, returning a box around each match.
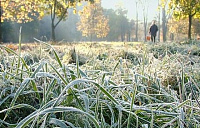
[101,0,159,22]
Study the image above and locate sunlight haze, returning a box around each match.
[102,0,159,21]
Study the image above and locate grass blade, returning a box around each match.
[16,107,100,128]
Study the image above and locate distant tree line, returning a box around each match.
[1,0,200,43]
[1,7,135,43]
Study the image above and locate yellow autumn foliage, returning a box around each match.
[1,0,95,23]
[77,0,109,39]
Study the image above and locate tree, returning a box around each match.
[139,0,149,42]
[1,0,40,43]
[0,1,2,43]
[41,0,88,41]
[103,8,132,42]
[1,20,40,43]
[169,0,200,39]
[168,18,188,40]
[1,0,94,42]
[162,8,167,42]
[157,0,161,42]
[77,0,109,41]
[193,19,200,36]
[1,21,16,42]
[135,0,139,41]
[103,9,120,41]
[127,20,135,42]
[159,0,173,42]
[159,0,175,42]
[55,10,82,42]
[1,0,42,22]
[116,7,129,41]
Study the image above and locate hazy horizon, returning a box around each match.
[102,0,159,22]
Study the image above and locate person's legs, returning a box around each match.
[153,36,156,43]
[151,36,155,43]
[151,35,154,42]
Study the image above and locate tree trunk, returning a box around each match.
[143,16,147,42]
[51,22,56,41]
[120,23,124,41]
[157,0,160,42]
[127,31,130,42]
[51,0,56,42]
[121,33,124,41]
[90,33,93,42]
[142,6,148,42]
[135,2,138,42]
[188,15,192,40]
[128,31,130,42]
[162,8,167,42]
[135,20,138,41]
[0,3,2,43]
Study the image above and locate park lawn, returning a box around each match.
[0,41,200,128]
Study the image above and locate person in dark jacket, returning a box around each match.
[149,20,158,43]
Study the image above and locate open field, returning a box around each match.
[0,41,200,128]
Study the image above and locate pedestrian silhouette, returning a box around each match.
[149,20,158,43]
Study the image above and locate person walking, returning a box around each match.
[149,20,158,43]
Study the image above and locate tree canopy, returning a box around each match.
[2,0,41,23]
[168,0,200,39]
[77,0,109,40]
[1,0,94,41]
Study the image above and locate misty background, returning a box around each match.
[1,0,199,43]
[102,0,158,21]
